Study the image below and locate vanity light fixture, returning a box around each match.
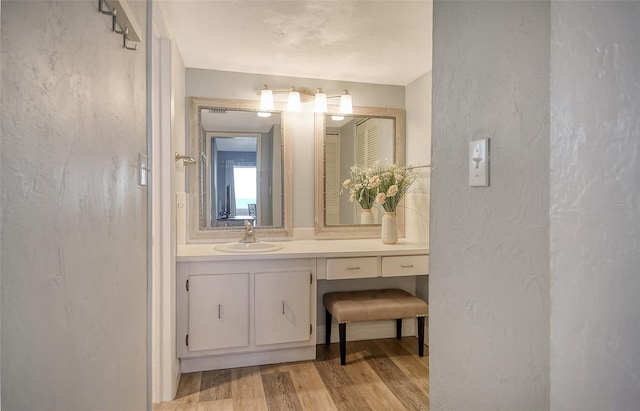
[287,87,301,112]
[258,84,274,117]
[339,89,353,115]
[314,88,328,113]
[257,84,353,116]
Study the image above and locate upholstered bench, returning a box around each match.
[323,288,428,365]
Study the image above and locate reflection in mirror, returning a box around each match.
[188,98,292,242]
[314,107,405,239]
[200,110,282,229]
[325,116,395,226]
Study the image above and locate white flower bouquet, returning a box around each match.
[342,161,417,212]
[341,164,378,210]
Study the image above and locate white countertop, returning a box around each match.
[177,238,428,262]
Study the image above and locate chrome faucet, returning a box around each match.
[240,220,258,243]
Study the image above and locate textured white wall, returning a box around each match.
[1,1,148,409]
[550,2,640,409]
[430,1,550,409]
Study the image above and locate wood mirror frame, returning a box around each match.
[314,106,406,239]
[187,97,293,242]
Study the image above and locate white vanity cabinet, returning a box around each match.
[176,240,429,372]
[255,271,311,345]
[187,273,249,351]
[177,258,316,372]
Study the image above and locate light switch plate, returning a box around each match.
[469,138,489,186]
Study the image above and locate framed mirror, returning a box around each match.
[187,97,292,242]
[314,106,405,239]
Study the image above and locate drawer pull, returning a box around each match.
[346,266,361,270]
[218,304,221,319]
[401,264,415,268]
[282,301,285,315]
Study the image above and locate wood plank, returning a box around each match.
[231,366,268,411]
[344,341,406,411]
[376,338,429,381]
[365,342,429,411]
[287,362,338,411]
[199,369,231,402]
[398,336,430,371]
[261,371,304,411]
[315,341,341,362]
[174,372,203,409]
[314,356,373,411]
[196,399,234,411]
[375,339,430,405]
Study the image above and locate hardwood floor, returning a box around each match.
[154,337,429,411]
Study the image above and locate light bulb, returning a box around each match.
[259,84,274,112]
[287,87,301,112]
[314,88,327,113]
[339,89,353,115]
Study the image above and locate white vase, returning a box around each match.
[381,211,398,244]
[360,209,374,224]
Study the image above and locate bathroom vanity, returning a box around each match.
[177,239,428,372]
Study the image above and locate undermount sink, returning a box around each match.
[214,242,283,253]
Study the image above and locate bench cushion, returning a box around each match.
[323,288,428,323]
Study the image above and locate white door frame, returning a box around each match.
[150,0,179,403]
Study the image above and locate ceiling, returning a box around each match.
[157,1,433,86]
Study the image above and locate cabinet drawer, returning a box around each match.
[326,257,378,280]
[381,255,428,277]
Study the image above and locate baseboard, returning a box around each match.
[180,345,316,373]
[316,319,419,345]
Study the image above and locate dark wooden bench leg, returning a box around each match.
[325,309,332,345]
[417,316,425,357]
[339,323,347,365]
[396,318,402,339]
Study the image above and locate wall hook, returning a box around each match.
[175,152,196,166]
[123,32,138,51]
[113,16,127,35]
[99,0,116,16]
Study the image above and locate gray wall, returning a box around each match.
[430,1,550,409]
[1,1,148,409]
[550,2,640,409]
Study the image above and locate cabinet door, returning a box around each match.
[255,271,311,346]
[188,273,249,352]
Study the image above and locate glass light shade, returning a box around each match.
[331,115,345,121]
[287,90,301,112]
[257,112,272,118]
[314,88,327,113]
[339,89,353,115]
[259,86,274,112]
